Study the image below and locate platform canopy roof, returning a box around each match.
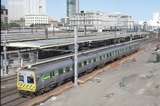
[6,32,147,49]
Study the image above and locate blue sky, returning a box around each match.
[2,0,160,21]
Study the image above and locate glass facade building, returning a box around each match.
[67,0,76,17]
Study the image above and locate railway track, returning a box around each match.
[1,74,16,83]
[0,49,141,106]
[1,93,30,106]
[0,74,25,106]
[1,78,29,106]
[1,87,17,98]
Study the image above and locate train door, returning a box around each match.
[41,77,45,91]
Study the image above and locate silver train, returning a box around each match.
[17,39,141,95]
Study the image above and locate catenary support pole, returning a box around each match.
[73,0,80,87]
[74,26,78,86]
[3,30,8,74]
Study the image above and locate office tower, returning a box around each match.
[8,0,25,21]
[67,0,79,17]
[8,0,47,21]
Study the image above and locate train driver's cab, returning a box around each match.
[17,70,36,92]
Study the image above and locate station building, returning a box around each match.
[69,11,135,32]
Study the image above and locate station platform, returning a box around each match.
[4,32,147,49]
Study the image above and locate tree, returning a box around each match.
[1,22,9,29]
[9,22,20,27]
[30,24,34,27]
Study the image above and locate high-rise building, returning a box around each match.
[7,0,47,21]
[24,0,48,26]
[148,12,160,27]
[1,5,8,24]
[25,0,47,15]
[67,0,78,17]
[8,0,25,21]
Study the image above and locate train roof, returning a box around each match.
[20,39,141,75]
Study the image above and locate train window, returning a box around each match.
[50,72,55,78]
[103,55,105,58]
[54,70,59,76]
[50,73,52,78]
[27,76,34,83]
[115,51,117,55]
[19,75,24,82]
[84,61,87,66]
[58,68,64,75]
[110,52,112,57]
[93,58,96,62]
[91,59,93,63]
[106,53,109,58]
[78,62,83,68]
[108,53,110,57]
[70,66,73,71]
[100,56,102,60]
[65,67,70,73]
[88,59,92,64]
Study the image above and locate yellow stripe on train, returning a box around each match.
[17,82,36,92]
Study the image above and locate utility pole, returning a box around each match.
[73,0,79,87]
